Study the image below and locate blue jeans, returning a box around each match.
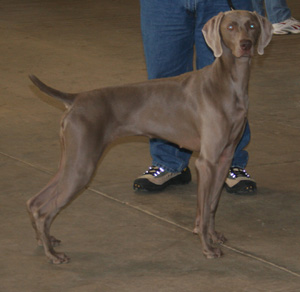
[252,0,291,23]
[140,0,253,173]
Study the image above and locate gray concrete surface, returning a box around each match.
[0,1,299,291]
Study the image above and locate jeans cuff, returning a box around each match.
[152,161,185,173]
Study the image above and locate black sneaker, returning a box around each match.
[133,166,191,192]
[225,167,257,195]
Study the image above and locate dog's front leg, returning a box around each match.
[194,157,223,258]
[207,148,234,245]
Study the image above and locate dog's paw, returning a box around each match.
[210,231,227,244]
[48,252,70,264]
[193,226,200,234]
[203,247,223,259]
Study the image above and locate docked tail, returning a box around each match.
[29,75,76,107]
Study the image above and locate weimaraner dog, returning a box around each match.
[27,10,273,264]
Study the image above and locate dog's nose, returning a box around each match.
[240,40,252,51]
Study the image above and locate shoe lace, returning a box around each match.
[229,167,250,179]
[144,166,165,177]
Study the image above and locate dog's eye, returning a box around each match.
[250,24,255,29]
[227,25,234,31]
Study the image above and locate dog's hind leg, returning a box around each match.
[27,114,108,264]
[27,173,62,247]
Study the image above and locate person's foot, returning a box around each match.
[133,166,191,192]
[272,17,300,35]
[224,167,257,195]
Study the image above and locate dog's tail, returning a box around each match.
[29,74,76,107]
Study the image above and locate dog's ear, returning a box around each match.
[202,12,225,58]
[254,11,273,55]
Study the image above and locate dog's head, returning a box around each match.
[202,10,273,58]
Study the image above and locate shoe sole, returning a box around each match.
[273,29,300,35]
[224,180,257,195]
[133,168,191,192]
[273,31,289,35]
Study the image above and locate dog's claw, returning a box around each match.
[193,226,200,235]
[204,247,223,259]
[210,231,227,244]
[49,252,70,264]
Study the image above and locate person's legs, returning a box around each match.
[195,0,252,168]
[227,0,253,171]
[264,0,300,35]
[194,0,256,195]
[143,0,254,174]
[140,0,195,79]
[264,0,291,23]
[150,140,192,173]
[251,0,266,17]
[134,0,195,191]
[231,121,250,169]
[135,0,256,193]
[140,0,194,173]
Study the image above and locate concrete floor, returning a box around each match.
[1,0,300,291]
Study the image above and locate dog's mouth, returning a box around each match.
[240,50,253,57]
[233,46,254,58]
[233,50,253,58]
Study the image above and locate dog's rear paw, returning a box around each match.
[48,252,70,264]
[210,231,227,244]
[193,226,200,234]
[203,247,223,259]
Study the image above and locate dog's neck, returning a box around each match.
[210,45,252,112]
[216,46,252,92]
